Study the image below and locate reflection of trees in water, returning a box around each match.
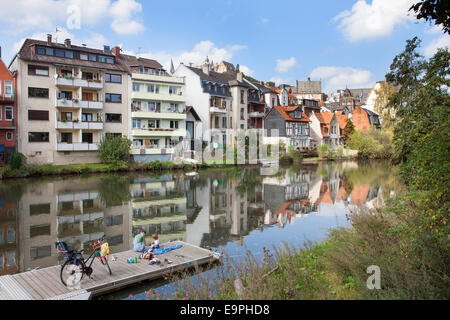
[98,175,132,207]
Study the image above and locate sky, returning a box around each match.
[0,0,449,94]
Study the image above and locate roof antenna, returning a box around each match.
[137,46,142,58]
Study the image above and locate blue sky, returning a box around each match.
[0,0,448,93]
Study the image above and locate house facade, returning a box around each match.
[0,47,17,166]
[123,54,187,162]
[9,36,130,165]
[295,78,324,101]
[264,105,311,149]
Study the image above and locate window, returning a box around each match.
[169,86,177,95]
[106,57,114,64]
[240,90,245,104]
[82,132,93,144]
[55,49,65,57]
[148,119,160,128]
[105,132,122,139]
[222,117,227,128]
[215,117,219,128]
[28,132,49,142]
[30,246,51,260]
[240,108,245,120]
[80,53,88,60]
[60,132,72,143]
[61,112,72,121]
[132,119,141,128]
[230,117,232,129]
[98,56,107,63]
[28,65,49,76]
[5,107,13,120]
[65,51,73,58]
[30,203,51,215]
[106,113,122,123]
[30,225,50,238]
[147,85,159,93]
[82,113,93,122]
[105,73,122,83]
[105,93,122,103]
[148,102,160,112]
[6,132,12,141]
[28,110,49,121]
[89,54,97,61]
[28,87,49,98]
[170,121,179,129]
[133,83,140,91]
[169,104,178,113]
[59,91,72,99]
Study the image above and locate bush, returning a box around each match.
[97,135,132,166]
[318,144,328,158]
[10,152,26,170]
[347,129,393,159]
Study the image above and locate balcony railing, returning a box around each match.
[55,77,103,89]
[0,94,14,102]
[57,99,104,109]
[56,121,104,130]
[57,143,99,151]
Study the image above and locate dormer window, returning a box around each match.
[294,111,302,118]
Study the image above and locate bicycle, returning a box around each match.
[56,236,112,288]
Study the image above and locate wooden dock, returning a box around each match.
[0,241,220,300]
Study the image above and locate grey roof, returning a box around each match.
[296,79,322,94]
[249,81,278,94]
[187,66,235,85]
[349,88,372,105]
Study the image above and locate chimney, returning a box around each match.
[237,72,243,82]
[47,34,52,45]
[0,46,2,59]
[202,64,210,76]
[189,62,193,67]
[103,45,111,53]
[64,38,71,47]
[111,46,121,58]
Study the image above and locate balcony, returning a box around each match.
[57,143,99,152]
[130,147,175,155]
[131,128,186,137]
[55,77,103,89]
[56,99,104,110]
[131,91,185,103]
[210,106,227,114]
[249,111,264,118]
[131,111,186,120]
[0,94,14,103]
[56,121,104,130]
[132,73,184,84]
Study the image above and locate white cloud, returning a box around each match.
[334,0,415,42]
[423,35,450,57]
[110,0,145,35]
[0,0,144,36]
[269,76,292,86]
[260,18,270,24]
[275,57,297,73]
[239,65,254,76]
[137,41,248,72]
[310,66,375,93]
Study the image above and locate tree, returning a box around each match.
[409,0,450,34]
[97,135,132,166]
[374,81,398,128]
[341,118,355,145]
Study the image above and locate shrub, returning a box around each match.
[10,152,26,170]
[97,135,132,166]
[347,129,393,159]
[318,144,328,158]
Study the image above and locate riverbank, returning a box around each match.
[0,156,360,180]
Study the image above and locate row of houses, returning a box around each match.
[0,36,381,166]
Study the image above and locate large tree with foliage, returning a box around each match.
[386,37,449,233]
[409,0,450,34]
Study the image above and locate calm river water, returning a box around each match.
[0,160,399,299]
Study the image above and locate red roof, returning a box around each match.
[269,106,311,122]
[335,112,349,129]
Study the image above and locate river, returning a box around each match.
[0,160,399,299]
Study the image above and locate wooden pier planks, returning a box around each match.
[0,241,219,300]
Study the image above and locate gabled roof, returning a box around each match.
[315,111,333,124]
[265,106,311,122]
[121,54,165,71]
[335,111,349,129]
[186,106,201,121]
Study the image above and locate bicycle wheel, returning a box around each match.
[99,256,112,275]
[60,259,85,288]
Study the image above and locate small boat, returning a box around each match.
[185,172,198,177]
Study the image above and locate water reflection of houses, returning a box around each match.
[17,178,131,273]
[262,169,318,227]
[0,198,20,275]
[130,174,187,244]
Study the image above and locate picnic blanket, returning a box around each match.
[152,244,183,255]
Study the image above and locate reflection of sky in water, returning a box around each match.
[123,204,351,300]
